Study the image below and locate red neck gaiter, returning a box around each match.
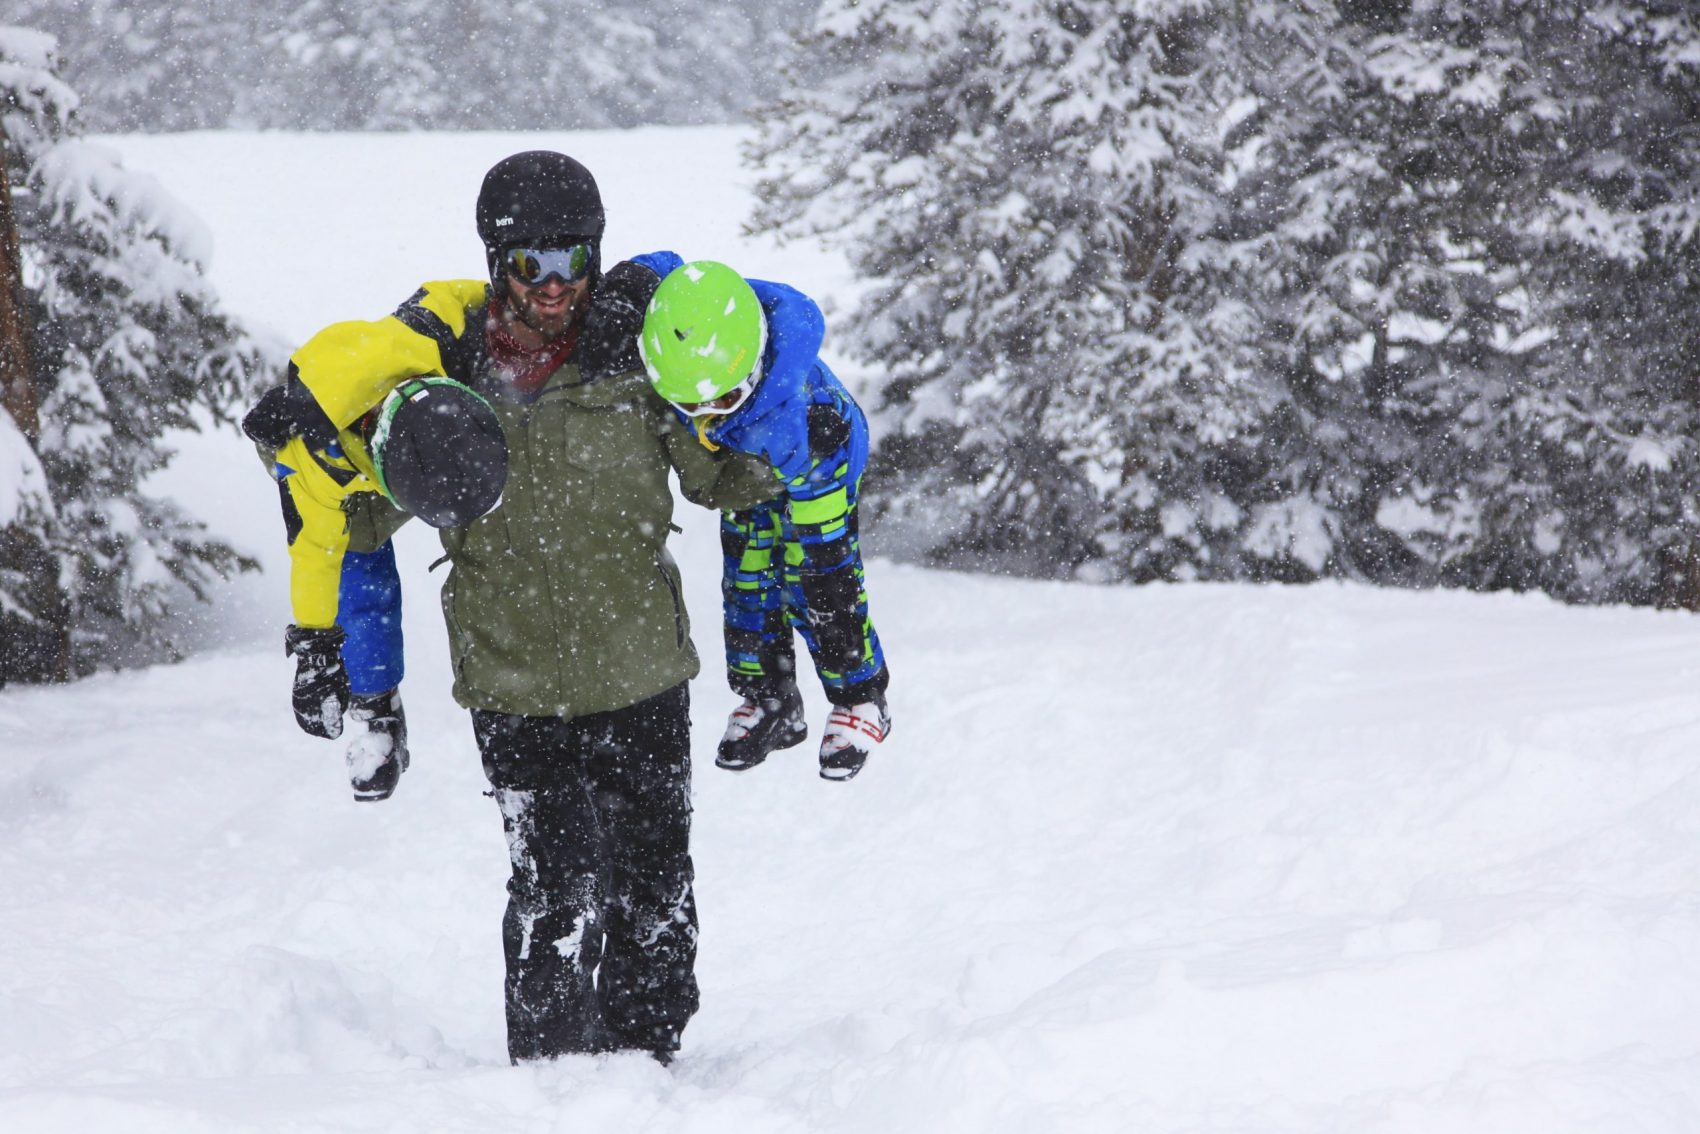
[485,300,580,397]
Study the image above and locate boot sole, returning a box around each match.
[818,753,866,781]
[715,722,809,771]
[351,766,402,801]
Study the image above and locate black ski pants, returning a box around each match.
[471,683,699,1063]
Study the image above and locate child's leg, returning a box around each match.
[338,541,404,696]
[780,490,891,780]
[720,502,796,696]
[337,541,409,801]
[716,503,808,771]
[780,488,887,707]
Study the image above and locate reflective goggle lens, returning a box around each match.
[504,244,594,286]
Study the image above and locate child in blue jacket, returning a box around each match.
[638,258,890,780]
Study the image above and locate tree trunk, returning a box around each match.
[0,128,71,685]
[0,128,36,440]
[1655,542,1700,613]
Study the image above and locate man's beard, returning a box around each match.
[511,287,587,340]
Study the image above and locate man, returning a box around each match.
[244,151,776,1064]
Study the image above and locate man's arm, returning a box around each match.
[344,489,413,555]
[289,279,491,426]
[663,412,782,512]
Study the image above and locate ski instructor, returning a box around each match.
[243,151,777,1064]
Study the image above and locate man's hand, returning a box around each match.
[578,260,661,381]
[285,624,351,739]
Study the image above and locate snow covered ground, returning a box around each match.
[3,128,1700,1132]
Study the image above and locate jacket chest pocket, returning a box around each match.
[544,408,672,522]
[510,403,613,518]
[554,406,651,470]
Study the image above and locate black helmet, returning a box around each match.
[369,377,508,529]
[475,150,605,285]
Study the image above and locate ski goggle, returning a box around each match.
[671,371,759,418]
[503,243,594,286]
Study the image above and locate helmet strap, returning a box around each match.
[693,416,722,452]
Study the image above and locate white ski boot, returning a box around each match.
[716,685,808,771]
[817,695,889,781]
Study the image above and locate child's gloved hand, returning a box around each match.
[285,624,350,739]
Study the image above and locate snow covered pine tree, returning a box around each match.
[1,0,814,132]
[752,0,1700,605]
[747,0,1282,581]
[0,26,274,683]
[1221,0,1700,602]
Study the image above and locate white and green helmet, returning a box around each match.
[639,261,767,415]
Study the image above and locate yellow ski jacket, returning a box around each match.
[273,280,490,629]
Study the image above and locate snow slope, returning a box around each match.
[3,128,1699,1133]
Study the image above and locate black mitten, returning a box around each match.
[578,260,662,381]
[284,624,350,739]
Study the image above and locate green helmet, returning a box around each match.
[639,261,767,412]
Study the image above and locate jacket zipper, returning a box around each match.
[656,557,686,649]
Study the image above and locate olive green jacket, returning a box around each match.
[446,367,773,717]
